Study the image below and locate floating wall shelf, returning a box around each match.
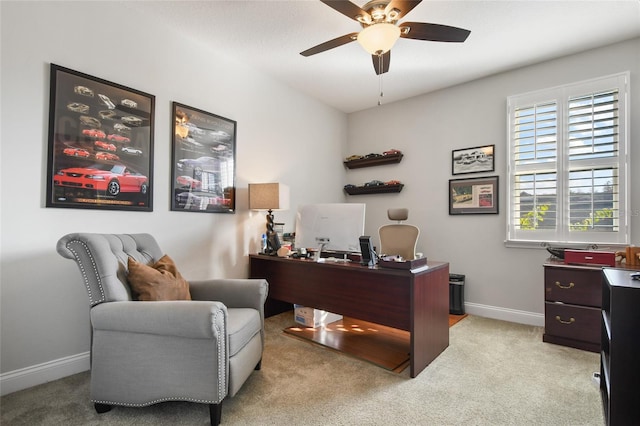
[343,153,403,169]
[344,183,404,195]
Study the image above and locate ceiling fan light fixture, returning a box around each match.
[357,23,400,55]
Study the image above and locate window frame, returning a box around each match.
[506,72,630,249]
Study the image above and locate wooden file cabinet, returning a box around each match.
[600,268,640,425]
[543,261,602,352]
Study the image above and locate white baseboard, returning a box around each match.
[0,351,90,396]
[464,302,545,327]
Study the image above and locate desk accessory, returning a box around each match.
[378,256,427,270]
[359,235,377,266]
[564,249,615,267]
[249,183,289,255]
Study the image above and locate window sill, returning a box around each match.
[504,240,628,251]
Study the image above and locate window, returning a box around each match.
[506,73,629,247]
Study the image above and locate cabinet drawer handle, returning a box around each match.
[555,281,575,289]
[555,315,575,325]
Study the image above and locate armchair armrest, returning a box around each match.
[189,278,268,311]
[90,300,227,339]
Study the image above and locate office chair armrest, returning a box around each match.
[189,278,268,311]
[90,300,227,339]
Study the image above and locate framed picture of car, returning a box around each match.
[171,102,236,213]
[46,64,155,211]
[449,176,499,215]
[451,144,495,175]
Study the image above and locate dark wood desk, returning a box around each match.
[249,254,450,378]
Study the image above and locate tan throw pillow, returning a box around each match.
[127,255,191,301]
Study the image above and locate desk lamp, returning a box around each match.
[248,183,289,255]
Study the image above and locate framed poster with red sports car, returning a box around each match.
[171,102,236,213]
[46,64,155,211]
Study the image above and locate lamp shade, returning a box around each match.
[248,183,289,211]
[357,23,401,55]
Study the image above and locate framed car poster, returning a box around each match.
[46,64,155,211]
[449,176,499,215]
[171,102,236,213]
[451,144,495,175]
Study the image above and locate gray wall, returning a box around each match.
[0,1,348,387]
[347,38,640,322]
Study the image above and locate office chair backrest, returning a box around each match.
[378,209,420,260]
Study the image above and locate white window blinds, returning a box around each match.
[507,73,629,246]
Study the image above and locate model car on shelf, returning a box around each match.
[364,153,383,159]
[94,141,117,152]
[63,147,90,158]
[95,152,120,161]
[383,149,402,155]
[54,163,148,196]
[345,155,363,161]
[364,180,385,187]
[82,128,106,139]
[385,180,401,185]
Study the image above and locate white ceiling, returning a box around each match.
[125,0,640,113]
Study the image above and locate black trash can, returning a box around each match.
[449,274,465,315]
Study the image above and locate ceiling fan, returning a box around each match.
[300,0,471,75]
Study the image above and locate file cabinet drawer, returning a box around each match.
[544,302,601,344]
[544,267,601,307]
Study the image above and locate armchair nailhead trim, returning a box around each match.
[67,241,105,306]
[213,309,226,397]
[92,396,222,407]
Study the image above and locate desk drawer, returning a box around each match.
[544,302,601,344]
[544,267,601,307]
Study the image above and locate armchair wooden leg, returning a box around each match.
[209,402,222,425]
[94,403,112,414]
[255,358,262,370]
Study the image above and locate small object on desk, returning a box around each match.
[277,247,290,257]
[563,249,615,267]
[378,256,428,270]
[317,257,351,263]
[546,247,566,260]
[630,272,640,281]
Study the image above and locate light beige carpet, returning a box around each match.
[1,312,603,425]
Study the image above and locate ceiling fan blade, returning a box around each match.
[399,22,471,42]
[385,0,422,20]
[300,33,358,57]
[372,51,391,75]
[320,0,370,22]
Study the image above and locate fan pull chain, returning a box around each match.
[378,54,384,106]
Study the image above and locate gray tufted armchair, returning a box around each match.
[57,233,268,425]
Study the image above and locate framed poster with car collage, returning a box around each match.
[46,64,155,211]
[171,102,236,213]
[45,65,237,214]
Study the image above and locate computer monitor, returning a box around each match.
[295,203,365,253]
